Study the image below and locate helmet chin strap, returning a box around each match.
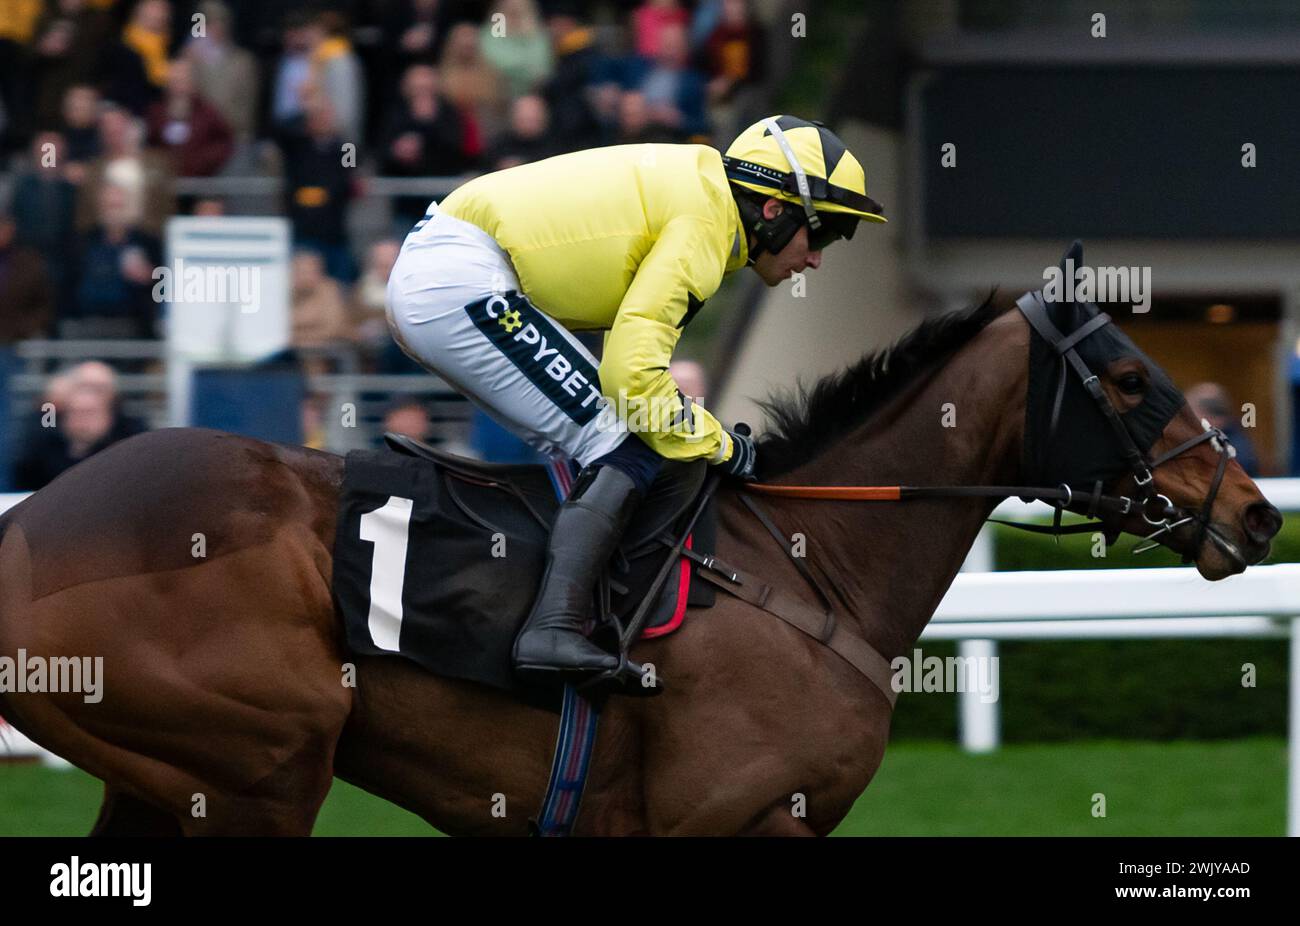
[735,195,804,262]
[734,118,825,262]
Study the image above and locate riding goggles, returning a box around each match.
[807,211,859,252]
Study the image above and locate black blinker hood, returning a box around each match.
[1023,243,1185,488]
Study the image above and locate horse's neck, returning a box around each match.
[767,334,1026,657]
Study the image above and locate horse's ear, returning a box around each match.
[1040,236,1081,327]
[1058,239,1083,303]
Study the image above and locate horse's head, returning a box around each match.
[1020,242,1281,579]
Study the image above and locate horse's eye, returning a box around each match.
[1117,373,1145,395]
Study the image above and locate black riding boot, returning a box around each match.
[512,464,644,685]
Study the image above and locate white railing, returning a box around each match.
[943,478,1300,835]
[956,480,1300,740]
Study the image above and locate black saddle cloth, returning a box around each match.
[332,435,716,704]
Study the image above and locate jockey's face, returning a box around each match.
[751,198,823,287]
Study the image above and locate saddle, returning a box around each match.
[332,434,717,708]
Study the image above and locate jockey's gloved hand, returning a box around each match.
[721,422,758,481]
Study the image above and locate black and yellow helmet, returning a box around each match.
[723,115,885,255]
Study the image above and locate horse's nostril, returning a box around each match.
[1243,502,1283,544]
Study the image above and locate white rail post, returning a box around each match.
[958,526,999,753]
[1290,616,1300,837]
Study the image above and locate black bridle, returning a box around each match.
[998,291,1239,565]
[744,290,1243,567]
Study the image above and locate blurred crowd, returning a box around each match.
[0,0,764,486]
[0,0,770,358]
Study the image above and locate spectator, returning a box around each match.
[439,21,505,146]
[13,362,148,491]
[633,0,689,58]
[61,386,120,463]
[485,93,556,170]
[479,0,552,99]
[277,92,355,280]
[183,1,260,146]
[351,238,402,355]
[147,57,236,176]
[702,0,766,102]
[68,183,161,339]
[381,63,475,227]
[76,103,176,237]
[1186,382,1261,476]
[74,360,150,443]
[271,10,316,132]
[700,0,766,140]
[60,83,102,167]
[103,0,171,114]
[624,21,709,139]
[382,395,433,442]
[291,249,351,348]
[123,0,172,88]
[10,132,79,291]
[29,0,112,132]
[0,214,54,342]
[541,6,612,152]
[382,0,455,77]
[307,11,366,145]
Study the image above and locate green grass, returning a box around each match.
[0,764,439,837]
[312,779,438,836]
[1,737,1284,836]
[837,738,1287,836]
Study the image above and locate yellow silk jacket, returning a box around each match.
[439,143,749,463]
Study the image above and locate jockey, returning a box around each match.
[385,115,885,690]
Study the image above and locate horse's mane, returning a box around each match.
[754,292,1008,477]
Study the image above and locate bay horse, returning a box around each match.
[0,290,1281,836]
